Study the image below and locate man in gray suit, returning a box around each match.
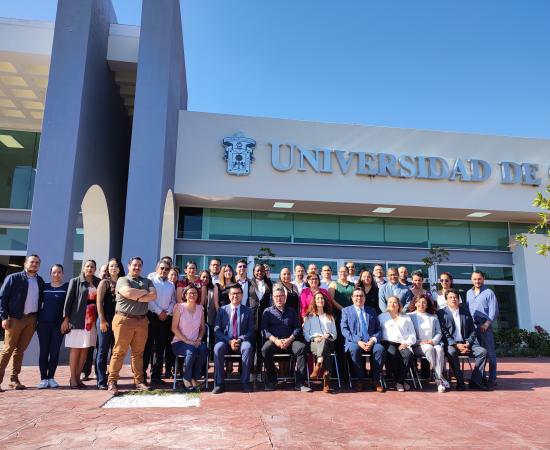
[212,284,255,394]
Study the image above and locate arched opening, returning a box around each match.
[80,184,110,271]
[160,189,175,260]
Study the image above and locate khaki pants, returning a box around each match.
[108,314,148,384]
[0,315,37,383]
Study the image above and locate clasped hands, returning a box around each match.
[358,338,375,352]
[273,336,294,349]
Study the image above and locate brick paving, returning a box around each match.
[0,358,548,449]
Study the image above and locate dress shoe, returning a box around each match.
[134,382,151,391]
[310,361,322,379]
[264,382,276,391]
[241,383,253,393]
[150,378,167,387]
[354,381,364,392]
[8,379,26,390]
[469,381,490,391]
[97,384,108,390]
[108,383,119,396]
[456,383,466,391]
[486,379,498,388]
[81,374,91,382]
[211,384,225,394]
[375,382,386,393]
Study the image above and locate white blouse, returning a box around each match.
[379,312,417,347]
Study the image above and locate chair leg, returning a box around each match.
[172,356,179,390]
[333,354,341,389]
[346,354,353,389]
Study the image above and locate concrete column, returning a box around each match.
[121,0,187,272]
[511,234,550,331]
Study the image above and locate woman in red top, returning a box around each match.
[176,260,206,305]
[299,273,332,318]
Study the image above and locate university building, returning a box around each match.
[0,0,549,364]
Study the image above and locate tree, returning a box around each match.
[422,246,449,292]
[516,185,550,256]
[254,247,275,268]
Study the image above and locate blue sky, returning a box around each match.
[2,0,550,138]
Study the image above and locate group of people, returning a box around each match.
[0,255,499,395]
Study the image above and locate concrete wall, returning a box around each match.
[512,234,550,331]
[25,0,132,364]
[121,0,187,273]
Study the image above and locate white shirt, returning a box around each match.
[237,278,249,306]
[293,280,307,294]
[24,273,39,314]
[211,274,220,285]
[255,279,266,300]
[379,312,417,347]
[148,275,176,315]
[414,312,433,341]
[450,308,463,342]
[347,275,358,284]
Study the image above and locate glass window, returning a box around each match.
[251,211,292,242]
[293,214,339,243]
[509,222,546,236]
[0,129,39,209]
[489,284,518,329]
[436,265,474,280]
[0,228,28,251]
[428,220,470,248]
[178,207,203,239]
[255,259,293,280]
[74,228,84,253]
[384,218,428,247]
[208,209,251,240]
[475,266,513,281]
[175,255,206,272]
[390,263,426,277]
[72,260,82,278]
[469,222,509,250]
[339,216,384,245]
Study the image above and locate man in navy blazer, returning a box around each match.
[341,288,385,392]
[212,284,255,394]
[437,288,488,391]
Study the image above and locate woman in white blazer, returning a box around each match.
[407,294,449,393]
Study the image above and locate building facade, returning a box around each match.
[0,0,549,364]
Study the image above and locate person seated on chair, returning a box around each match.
[379,296,417,392]
[303,292,337,393]
[341,288,385,392]
[261,287,311,392]
[407,294,449,393]
[212,284,255,394]
[171,284,208,392]
[437,288,489,391]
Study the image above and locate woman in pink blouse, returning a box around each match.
[171,285,208,391]
[299,273,332,318]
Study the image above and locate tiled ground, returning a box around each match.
[0,358,548,449]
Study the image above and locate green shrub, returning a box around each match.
[495,325,550,357]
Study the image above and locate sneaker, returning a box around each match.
[295,384,312,393]
[436,380,446,393]
[441,379,450,390]
[48,378,59,388]
[211,385,225,395]
[37,379,49,389]
[403,382,411,391]
[395,383,405,392]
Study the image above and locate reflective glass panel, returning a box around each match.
[469,222,509,250]
[475,266,514,281]
[293,214,339,243]
[436,265,474,280]
[0,228,28,251]
[251,211,292,242]
[384,218,428,247]
[339,216,384,245]
[428,220,470,248]
[208,209,251,240]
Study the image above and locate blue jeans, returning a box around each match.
[172,341,208,382]
[37,321,64,380]
[478,327,497,381]
[96,317,114,387]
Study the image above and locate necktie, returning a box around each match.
[232,309,238,338]
[359,309,368,340]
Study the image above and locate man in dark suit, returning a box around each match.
[248,264,272,380]
[437,288,489,391]
[212,284,255,393]
[341,288,385,392]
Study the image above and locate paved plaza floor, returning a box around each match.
[0,358,548,449]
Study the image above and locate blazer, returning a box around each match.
[437,306,478,348]
[340,305,381,351]
[0,271,45,320]
[214,303,255,344]
[303,314,337,342]
[63,274,101,329]
[248,277,273,326]
[408,311,442,345]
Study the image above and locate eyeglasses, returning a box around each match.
[439,279,451,283]
[237,265,247,269]
[159,267,170,271]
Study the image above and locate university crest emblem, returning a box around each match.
[222,133,256,176]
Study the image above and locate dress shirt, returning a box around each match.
[255,279,266,301]
[466,286,499,325]
[379,312,417,347]
[237,278,249,306]
[375,278,387,288]
[347,275,358,284]
[149,275,176,315]
[23,273,39,314]
[378,282,413,312]
[292,280,307,294]
[211,274,220,285]
[262,305,301,340]
[450,308,463,342]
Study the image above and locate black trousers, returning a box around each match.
[261,340,307,385]
[382,341,414,384]
[143,313,173,380]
